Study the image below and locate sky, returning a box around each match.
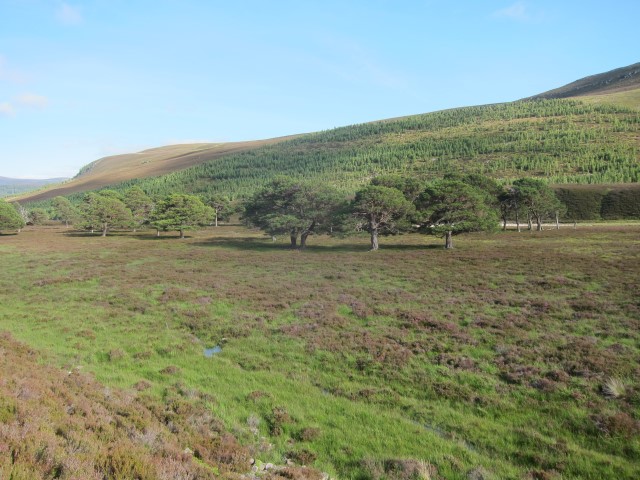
[0,1,638,179]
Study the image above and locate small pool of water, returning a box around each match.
[204,345,222,357]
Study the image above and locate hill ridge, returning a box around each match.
[529,62,640,99]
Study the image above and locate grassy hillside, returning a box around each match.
[15,137,299,203]
[1,225,638,479]
[73,99,639,201]
[530,62,640,101]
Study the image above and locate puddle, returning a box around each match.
[204,345,222,357]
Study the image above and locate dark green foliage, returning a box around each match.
[243,177,346,247]
[415,179,498,248]
[601,188,640,219]
[124,186,154,230]
[370,174,425,202]
[27,207,49,225]
[149,193,213,238]
[0,200,25,232]
[79,191,134,236]
[513,178,565,230]
[351,185,414,250]
[52,196,79,227]
[204,193,234,227]
[554,187,606,220]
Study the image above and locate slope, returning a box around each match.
[77,99,638,201]
[15,136,299,203]
[17,64,640,204]
[529,62,640,102]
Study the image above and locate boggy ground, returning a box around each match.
[0,224,638,479]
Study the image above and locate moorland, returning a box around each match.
[2,62,640,480]
[1,223,638,479]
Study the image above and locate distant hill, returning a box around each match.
[16,64,640,204]
[529,62,640,104]
[0,176,68,197]
[14,137,299,202]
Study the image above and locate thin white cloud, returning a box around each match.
[17,93,49,109]
[493,1,531,21]
[56,3,83,25]
[0,102,15,116]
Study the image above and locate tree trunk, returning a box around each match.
[179,228,185,239]
[527,214,532,231]
[156,229,160,237]
[290,234,297,248]
[300,222,314,249]
[65,220,69,228]
[515,209,521,232]
[445,231,453,249]
[102,224,108,237]
[535,215,543,231]
[370,229,379,251]
[502,217,507,231]
[214,211,218,227]
[555,212,560,230]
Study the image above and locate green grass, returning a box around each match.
[1,224,639,479]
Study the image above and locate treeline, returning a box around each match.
[555,184,640,220]
[1,175,573,252]
[72,99,639,202]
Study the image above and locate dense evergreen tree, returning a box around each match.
[243,177,345,248]
[124,186,154,231]
[28,208,49,226]
[371,175,425,202]
[415,179,498,248]
[0,200,26,233]
[52,196,78,227]
[512,178,565,231]
[351,185,414,251]
[150,194,213,238]
[80,192,134,236]
[204,194,234,227]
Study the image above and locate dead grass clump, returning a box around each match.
[593,412,640,438]
[160,365,181,375]
[134,380,152,391]
[108,348,125,361]
[362,458,437,480]
[267,406,293,436]
[271,466,325,480]
[247,390,272,402]
[134,350,152,360]
[602,377,627,399]
[296,427,321,442]
[286,448,318,465]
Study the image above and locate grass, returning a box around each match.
[1,224,639,479]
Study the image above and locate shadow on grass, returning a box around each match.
[190,236,438,252]
[62,231,188,240]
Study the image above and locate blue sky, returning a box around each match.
[1,0,638,178]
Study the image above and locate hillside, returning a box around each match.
[530,62,640,101]
[16,64,640,204]
[15,137,298,203]
[0,176,68,197]
[65,99,639,201]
